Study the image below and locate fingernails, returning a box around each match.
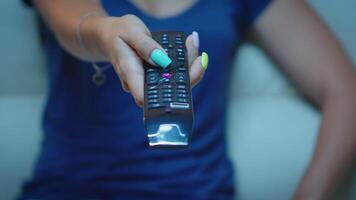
[192,31,199,48]
[150,48,172,68]
[201,52,209,70]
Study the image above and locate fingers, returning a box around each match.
[186,31,199,66]
[186,31,209,87]
[122,33,171,67]
[189,56,204,87]
[118,15,172,68]
[112,37,144,106]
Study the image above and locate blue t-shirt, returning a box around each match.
[21,0,271,199]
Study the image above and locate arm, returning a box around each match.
[31,0,204,105]
[32,0,108,61]
[252,0,356,199]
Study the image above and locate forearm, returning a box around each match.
[253,0,356,198]
[295,87,356,199]
[32,0,108,61]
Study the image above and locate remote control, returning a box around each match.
[143,31,194,149]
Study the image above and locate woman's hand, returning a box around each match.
[92,14,207,106]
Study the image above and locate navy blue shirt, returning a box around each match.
[21,0,271,199]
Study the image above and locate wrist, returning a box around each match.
[78,11,110,61]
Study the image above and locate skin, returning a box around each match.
[254,1,356,199]
[32,0,204,106]
[31,0,356,199]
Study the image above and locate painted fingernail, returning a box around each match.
[192,31,199,48]
[201,52,209,70]
[150,48,172,68]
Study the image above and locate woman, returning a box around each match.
[21,0,356,199]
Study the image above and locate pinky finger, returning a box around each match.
[190,52,209,87]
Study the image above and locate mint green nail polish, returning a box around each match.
[150,49,172,68]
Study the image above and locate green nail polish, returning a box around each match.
[150,49,172,68]
[201,52,209,70]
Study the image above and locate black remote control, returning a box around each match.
[143,31,194,149]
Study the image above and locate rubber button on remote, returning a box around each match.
[177,89,187,94]
[162,78,170,83]
[148,90,158,95]
[148,85,158,90]
[177,85,186,89]
[148,99,159,104]
[162,98,173,103]
[175,72,185,83]
[148,103,162,109]
[148,94,158,99]
[178,94,188,98]
[147,74,159,85]
[162,89,173,93]
[177,57,185,61]
[177,98,188,103]
[163,93,173,98]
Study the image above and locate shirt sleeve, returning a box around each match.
[240,0,272,31]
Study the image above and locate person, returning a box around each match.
[21,0,356,199]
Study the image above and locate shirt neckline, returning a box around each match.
[124,0,202,21]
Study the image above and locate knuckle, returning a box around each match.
[121,14,140,21]
[135,39,152,57]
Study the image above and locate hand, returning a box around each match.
[93,14,207,106]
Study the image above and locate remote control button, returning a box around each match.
[175,41,183,45]
[177,89,187,94]
[162,89,173,93]
[170,102,189,109]
[148,94,158,99]
[175,37,182,41]
[162,85,173,89]
[177,52,185,57]
[162,93,173,98]
[178,67,186,72]
[161,40,169,45]
[177,94,188,98]
[148,99,159,104]
[148,85,158,90]
[161,36,169,40]
[176,48,183,52]
[148,90,158,95]
[148,103,162,109]
[175,72,186,83]
[162,33,168,37]
[162,98,173,103]
[177,57,185,61]
[177,98,188,103]
[162,78,171,83]
[161,73,172,79]
[167,44,174,49]
[147,68,156,73]
[177,85,187,89]
[147,74,159,85]
[164,48,169,53]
